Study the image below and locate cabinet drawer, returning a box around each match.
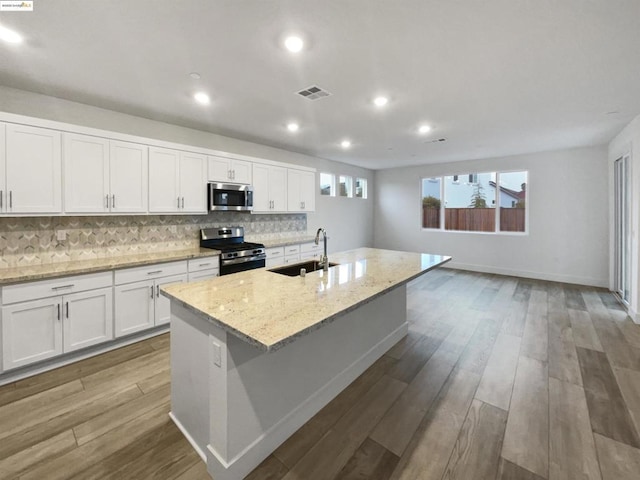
[188,257,220,273]
[300,242,321,253]
[265,247,285,259]
[2,271,113,305]
[283,254,301,264]
[284,245,300,255]
[115,261,187,285]
[188,269,219,282]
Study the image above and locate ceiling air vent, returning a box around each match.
[296,85,332,100]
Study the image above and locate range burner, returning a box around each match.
[200,227,266,276]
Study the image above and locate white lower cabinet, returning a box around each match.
[1,272,113,371]
[187,257,219,282]
[2,298,63,370]
[62,288,113,353]
[114,261,187,337]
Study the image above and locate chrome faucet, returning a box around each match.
[315,228,328,271]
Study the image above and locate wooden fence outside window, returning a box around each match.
[422,207,525,232]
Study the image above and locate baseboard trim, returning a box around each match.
[444,261,608,288]
[169,412,207,462]
[205,322,408,480]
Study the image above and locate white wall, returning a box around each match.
[609,114,640,318]
[374,146,609,287]
[0,85,374,253]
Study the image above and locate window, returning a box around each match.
[421,170,527,234]
[421,177,441,229]
[444,172,495,232]
[355,178,367,198]
[320,173,335,196]
[498,171,527,232]
[339,175,353,197]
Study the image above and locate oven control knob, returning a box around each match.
[253,250,261,254]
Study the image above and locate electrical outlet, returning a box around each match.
[169,225,177,234]
[56,229,67,242]
[212,342,222,367]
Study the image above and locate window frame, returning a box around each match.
[420,169,528,235]
[319,172,336,197]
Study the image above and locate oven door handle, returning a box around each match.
[222,255,266,266]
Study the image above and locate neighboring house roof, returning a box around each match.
[489,181,525,200]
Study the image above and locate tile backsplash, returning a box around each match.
[0,213,307,268]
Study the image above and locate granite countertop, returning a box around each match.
[246,234,317,248]
[162,247,451,352]
[0,248,221,285]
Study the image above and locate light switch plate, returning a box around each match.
[56,230,66,241]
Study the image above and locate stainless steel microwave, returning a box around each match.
[208,183,253,212]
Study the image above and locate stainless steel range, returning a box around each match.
[200,227,266,276]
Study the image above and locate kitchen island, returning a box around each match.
[162,247,450,480]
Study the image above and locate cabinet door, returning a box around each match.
[269,166,288,212]
[63,287,114,352]
[207,155,231,182]
[252,163,271,212]
[148,147,180,213]
[0,123,6,213]
[299,171,316,212]
[114,280,154,337]
[110,141,148,213]
[287,169,302,212]
[179,152,207,213]
[5,124,62,213]
[63,133,110,213]
[2,298,63,370]
[231,159,252,184]
[154,274,187,326]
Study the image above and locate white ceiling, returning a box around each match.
[0,0,639,170]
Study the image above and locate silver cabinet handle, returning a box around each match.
[112,194,115,209]
[147,270,163,275]
[181,197,185,208]
[66,301,69,318]
[199,262,211,267]
[57,303,61,321]
[232,170,236,180]
[0,190,3,209]
[228,169,232,180]
[9,191,12,209]
[177,197,180,208]
[150,285,154,298]
[52,284,74,290]
[105,195,109,209]
[156,285,160,298]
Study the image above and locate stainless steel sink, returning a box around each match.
[269,260,339,277]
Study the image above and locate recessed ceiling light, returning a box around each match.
[189,72,201,79]
[373,96,388,107]
[193,92,210,105]
[284,35,304,53]
[418,124,432,134]
[341,140,351,149]
[0,25,23,44]
[287,122,300,132]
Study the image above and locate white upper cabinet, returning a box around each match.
[64,135,148,214]
[64,133,110,213]
[148,147,180,212]
[253,163,287,213]
[0,123,5,213]
[110,141,148,213]
[208,155,252,184]
[287,169,316,212]
[5,124,62,214]
[149,147,206,213]
[178,151,207,212]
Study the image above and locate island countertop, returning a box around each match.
[162,247,451,351]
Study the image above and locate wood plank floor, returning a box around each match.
[2,269,640,479]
